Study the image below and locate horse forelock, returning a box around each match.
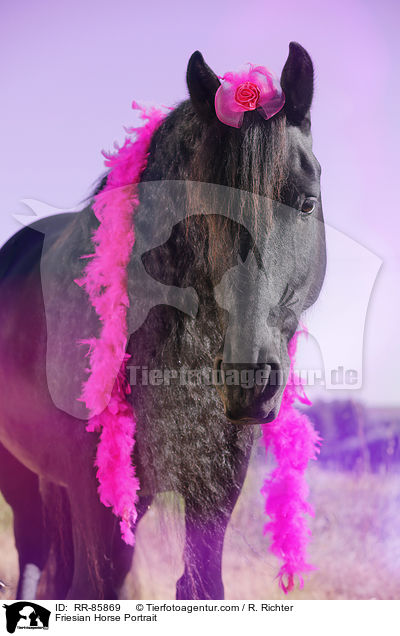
[139,101,289,272]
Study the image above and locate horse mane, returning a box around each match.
[142,99,288,198]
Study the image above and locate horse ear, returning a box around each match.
[281,42,314,126]
[187,51,220,121]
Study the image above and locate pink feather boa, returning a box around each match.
[76,103,165,544]
[76,100,320,588]
[261,331,321,593]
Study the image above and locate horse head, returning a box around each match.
[181,43,326,424]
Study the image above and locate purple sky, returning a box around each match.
[1,0,399,405]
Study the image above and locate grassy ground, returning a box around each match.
[1,452,400,599]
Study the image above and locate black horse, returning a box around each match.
[0,42,326,599]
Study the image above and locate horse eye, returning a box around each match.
[301,198,317,215]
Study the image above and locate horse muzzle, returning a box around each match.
[213,356,284,425]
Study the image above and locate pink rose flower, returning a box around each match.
[234,82,261,110]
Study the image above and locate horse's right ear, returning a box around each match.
[187,51,220,121]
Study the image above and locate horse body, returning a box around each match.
[0,210,254,599]
[0,43,326,599]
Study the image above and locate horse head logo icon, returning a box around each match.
[3,602,50,633]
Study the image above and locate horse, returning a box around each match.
[0,42,326,600]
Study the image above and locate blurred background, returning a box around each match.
[1,0,400,599]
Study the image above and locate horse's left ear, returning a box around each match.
[187,51,220,121]
[280,42,314,126]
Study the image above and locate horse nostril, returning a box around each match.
[212,356,284,423]
[262,362,283,400]
[213,354,223,374]
[213,357,282,398]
